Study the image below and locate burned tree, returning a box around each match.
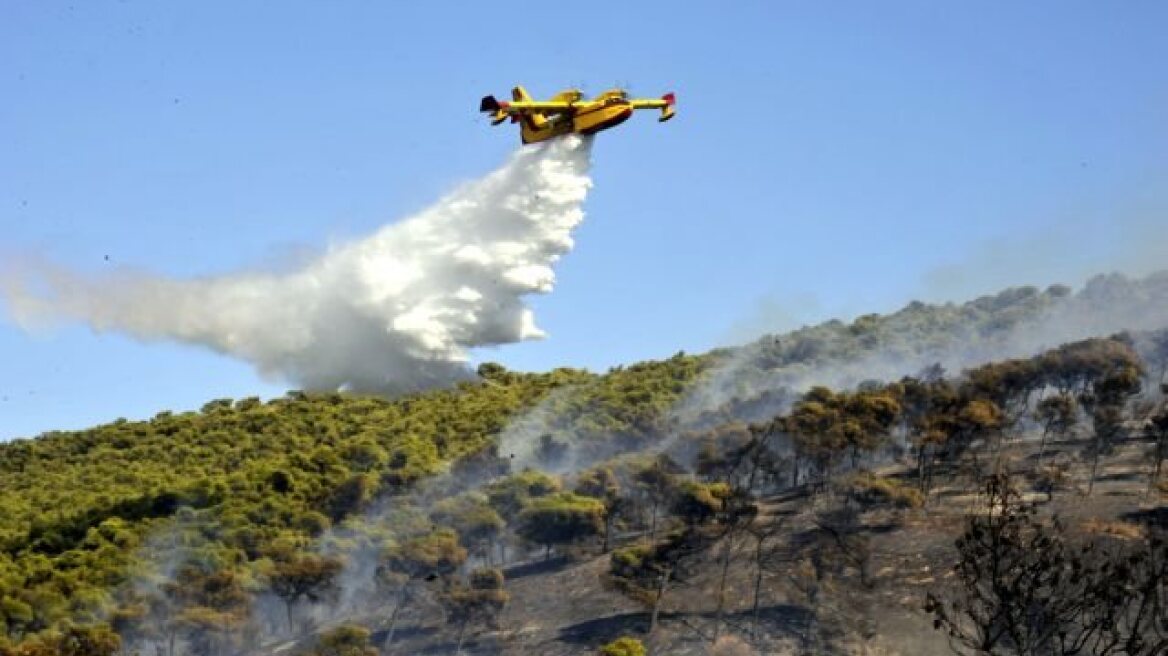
[1080,365,1142,496]
[1034,393,1077,463]
[926,474,1168,655]
[925,476,1079,655]
[1145,407,1168,496]
[745,513,791,640]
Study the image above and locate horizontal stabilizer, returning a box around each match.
[479,95,501,113]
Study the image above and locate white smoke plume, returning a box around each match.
[1,136,594,393]
[674,271,1168,426]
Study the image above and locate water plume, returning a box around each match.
[1,137,594,393]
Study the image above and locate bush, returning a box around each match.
[468,567,505,591]
[846,473,924,509]
[308,624,377,656]
[515,493,605,557]
[599,636,646,656]
[671,480,728,524]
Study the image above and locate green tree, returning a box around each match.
[375,528,467,650]
[574,465,627,553]
[0,624,120,656]
[0,599,33,642]
[438,568,509,655]
[268,555,343,637]
[172,606,243,656]
[787,387,850,485]
[484,470,561,523]
[325,474,377,522]
[430,493,505,564]
[631,456,684,541]
[161,565,251,656]
[840,389,902,466]
[307,625,378,656]
[670,481,727,527]
[514,493,606,560]
[604,529,712,636]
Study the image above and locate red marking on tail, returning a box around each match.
[662,92,676,105]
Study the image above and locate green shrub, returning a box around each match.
[847,473,924,509]
[599,636,646,656]
[309,624,377,656]
[515,493,605,556]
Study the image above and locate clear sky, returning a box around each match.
[2,1,1166,440]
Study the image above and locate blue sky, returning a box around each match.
[2,1,1166,440]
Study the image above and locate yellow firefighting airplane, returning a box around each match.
[479,85,676,144]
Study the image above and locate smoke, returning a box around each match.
[495,384,605,474]
[1,136,594,393]
[485,272,1168,489]
[674,270,1168,426]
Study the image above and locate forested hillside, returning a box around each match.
[0,356,709,654]
[1,274,1167,655]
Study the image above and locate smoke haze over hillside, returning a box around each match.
[676,271,1168,426]
[1,137,594,394]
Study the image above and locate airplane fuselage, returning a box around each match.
[520,99,634,144]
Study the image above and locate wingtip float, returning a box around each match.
[480,85,675,144]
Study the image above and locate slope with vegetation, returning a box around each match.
[0,275,1167,655]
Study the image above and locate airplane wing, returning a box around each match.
[480,95,573,124]
[629,93,676,122]
[502,101,573,112]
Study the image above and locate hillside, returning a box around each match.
[1,274,1167,655]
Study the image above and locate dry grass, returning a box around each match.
[1078,517,1145,540]
[711,634,757,656]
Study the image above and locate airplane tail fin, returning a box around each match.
[511,86,533,102]
[480,95,509,125]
